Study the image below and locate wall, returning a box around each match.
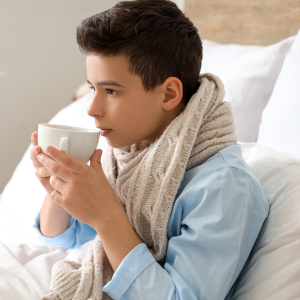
[175,0,185,11]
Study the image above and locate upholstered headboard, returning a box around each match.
[185,0,300,45]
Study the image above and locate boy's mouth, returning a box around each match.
[98,128,112,136]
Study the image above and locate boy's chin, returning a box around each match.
[106,138,132,149]
[109,139,150,150]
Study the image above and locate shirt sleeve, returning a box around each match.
[102,167,269,300]
[32,207,97,249]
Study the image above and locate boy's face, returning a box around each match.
[86,54,184,149]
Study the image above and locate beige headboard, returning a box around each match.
[185,0,300,45]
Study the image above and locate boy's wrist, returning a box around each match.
[93,199,125,231]
[40,193,71,237]
[94,204,142,272]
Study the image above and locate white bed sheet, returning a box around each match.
[0,241,88,299]
[0,193,92,300]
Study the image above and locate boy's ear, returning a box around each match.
[162,77,183,111]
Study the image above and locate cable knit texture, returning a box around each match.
[41,73,237,300]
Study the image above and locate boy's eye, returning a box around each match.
[106,89,117,97]
[88,85,95,94]
[88,86,117,97]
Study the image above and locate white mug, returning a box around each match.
[38,123,101,163]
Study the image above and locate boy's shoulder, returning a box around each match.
[176,144,269,211]
[191,144,256,181]
[169,144,269,238]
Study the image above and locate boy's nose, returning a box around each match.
[87,96,104,118]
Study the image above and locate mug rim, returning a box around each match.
[38,123,100,133]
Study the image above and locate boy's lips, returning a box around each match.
[97,127,112,136]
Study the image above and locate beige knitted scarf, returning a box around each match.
[41,73,237,300]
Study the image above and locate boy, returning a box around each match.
[31,0,269,299]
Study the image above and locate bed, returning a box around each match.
[1,0,300,299]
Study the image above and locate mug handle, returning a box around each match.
[60,137,70,155]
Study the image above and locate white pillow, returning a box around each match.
[257,29,300,160]
[1,91,108,244]
[232,142,300,300]
[201,35,295,143]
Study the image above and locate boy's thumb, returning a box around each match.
[90,149,103,170]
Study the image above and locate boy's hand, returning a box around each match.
[30,131,54,195]
[36,145,120,229]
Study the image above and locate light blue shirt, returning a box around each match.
[33,144,269,300]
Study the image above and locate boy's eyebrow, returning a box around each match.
[87,79,124,88]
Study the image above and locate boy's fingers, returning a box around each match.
[30,147,39,162]
[36,166,52,178]
[34,131,38,146]
[30,147,42,164]
[35,145,41,154]
[31,132,37,146]
[32,157,51,176]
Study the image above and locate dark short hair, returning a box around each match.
[76,0,202,106]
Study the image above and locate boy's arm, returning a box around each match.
[40,193,71,237]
